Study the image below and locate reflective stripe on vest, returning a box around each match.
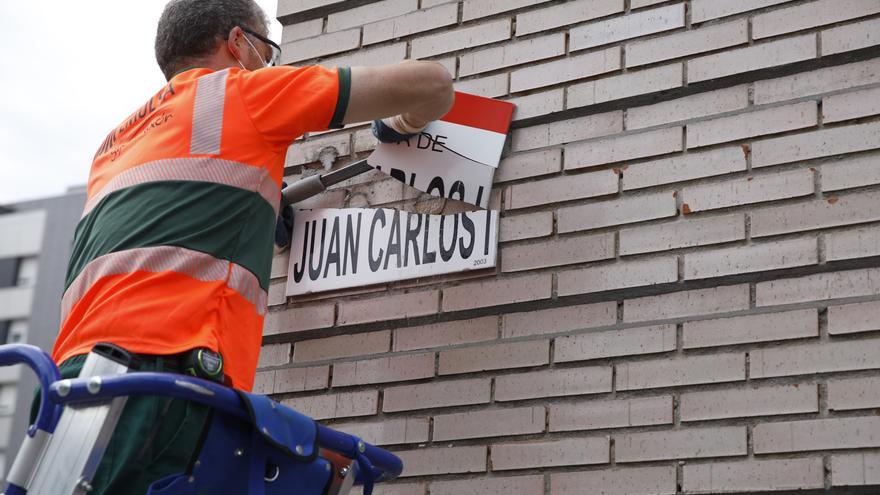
[61,245,267,322]
[81,157,281,218]
[190,70,229,155]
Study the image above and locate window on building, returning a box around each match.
[0,259,18,289]
[15,257,38,288]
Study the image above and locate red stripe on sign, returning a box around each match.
[440,92,516,135]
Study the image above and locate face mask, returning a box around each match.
[235,34,266,70]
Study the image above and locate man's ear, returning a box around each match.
[226,26,244,60]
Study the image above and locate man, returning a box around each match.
[49,0,454,492]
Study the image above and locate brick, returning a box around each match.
[495,366,613,401]
[277,0,344,16]
[264,303,335,335]
[822,17,880,55]
[253,370,274,394]
[752,191,880,238]
[753,0,880,40]
[337,291,438,325]
[442,274,553,312]
[754,59,880,104]
[684,237,818,280]
[570,4,685,51]
[502,232,615,272]
[826,225,880,262]
[512,111,623,152]
[823,85,880,123]
[627,19,748,67]
[505,170,619,210]
[332,353,434,387]
[558,257,679,296]
[270,251,289,279]
[460,32,564,77]
[623,146,748,190]
[292,331,390,363]
[331,417,430,448]
[628,85,750,130]
[616,426,747,462]
[756,268,880,306]
[454,73,509,98]
[551,466,676,495]
[688,35,816,83]
[568,64,683,109]
[281,390,377,420]
[433,406,545,441]
[431,476,544,495]
[683,169,815,212]
[821,153,880,192]
[281,19,323,45]
[397,446,486,477]
[625,284,750,322]
[319,43,408,68]
[326,0,418,32]
[280,29,361,64]
[752,338,880,378]
[691,0,796,23]
[286,133,351,167]
[439,340,549,375]
[681,384,818,421]
[828,376,880,411]
[495,149,562,183]
[632,0,667,7]
[828,300,880,335]
[683,309,819,349]
[550,396,672,432]
[393,316,499,352]
[258,343,290,368]
[363,3,459,45]
[493,437,609,470]
[683,458,824,493]
[558,191,678,233]
[500,211,553,242]
[620,213,746,256]
[687,101,818,149]
[617,353,745,390]
[556,324,676,362]
[463,0,554,21]
[502,302,618,339]
[510,47,622,93]
[516,0,623,36]
[565,127,683,170]
[268,282,284,306]
[507,89,565,121]
[274,365,329,393]
[754,121,880,168]
[832,452,880,486]
[383,378,491,412]
[412,19,511,59]
[754,416,880,453]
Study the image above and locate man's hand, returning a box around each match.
[372,118,419,144]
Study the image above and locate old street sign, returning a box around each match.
[368,92,515,208]
[285,208,499,296]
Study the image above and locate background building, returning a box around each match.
[262,0,880,493]
[0,188,86,474]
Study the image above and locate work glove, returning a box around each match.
[372,117,422,144]
[275,182,294,248]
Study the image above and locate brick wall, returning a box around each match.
[266,1,880,492]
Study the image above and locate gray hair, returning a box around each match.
[155,0,268,80]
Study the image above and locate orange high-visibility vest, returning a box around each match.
[53,66,350,390]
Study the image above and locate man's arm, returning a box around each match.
[343,61,455,130]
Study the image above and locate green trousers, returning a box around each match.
[31,355,211,495]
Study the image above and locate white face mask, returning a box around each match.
[234,34,266,70]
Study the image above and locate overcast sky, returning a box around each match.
[0,1,282,205]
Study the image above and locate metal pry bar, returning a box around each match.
[280,159,373,209]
